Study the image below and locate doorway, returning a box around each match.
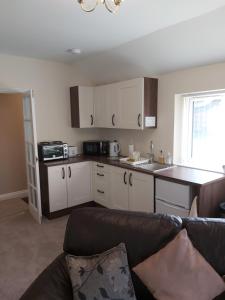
[0,89,42,223]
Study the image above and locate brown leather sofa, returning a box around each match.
[20,208,225,300]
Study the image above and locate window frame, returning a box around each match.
[176,90,225,172]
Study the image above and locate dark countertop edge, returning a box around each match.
[39,155,157,176]
[153,173,201,186]
[39,155,225,186]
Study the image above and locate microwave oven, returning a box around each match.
[38,141,68,162]
[83,141,109,156]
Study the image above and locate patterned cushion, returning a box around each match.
[66,243,137,300]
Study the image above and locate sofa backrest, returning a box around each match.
[182,217,225,276]
[63,208,182,300]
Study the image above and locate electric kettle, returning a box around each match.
[109,141,120,157]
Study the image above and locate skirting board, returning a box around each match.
[0,190,28,201]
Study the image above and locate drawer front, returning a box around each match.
[155,179,191,209]
[93,169,109,207]
[93,162,110,174]
[156,199,190,217]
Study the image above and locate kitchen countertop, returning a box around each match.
[155,166,225,185]
[40,155,225,186]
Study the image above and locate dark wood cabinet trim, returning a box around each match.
[39,163,50,216]
[70,86,80,128]
[144,77,158,128]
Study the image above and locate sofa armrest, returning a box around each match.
[19,253,73,300]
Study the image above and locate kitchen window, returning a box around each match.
[174,91,225,172]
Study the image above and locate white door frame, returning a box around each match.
[0,87,42,223]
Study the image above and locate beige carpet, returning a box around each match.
[0,199,68,300]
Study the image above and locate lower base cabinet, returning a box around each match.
[129,171,154,212]
[40,161,92,217]
[41,160,154,218]
[67,162,92,207]
[110,167,129,210]
[92,162,110,208]
[109,166,154,213]
[48,165,68,212]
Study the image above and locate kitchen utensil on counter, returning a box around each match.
[132,151,141,161]
[68,146,78,157]
[165,152,173,165]
[149,141,154,163]
[158,150,165,164]
[128,145,134,158]
[109,141,120,157]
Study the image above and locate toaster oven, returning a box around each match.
[38,141,68,162]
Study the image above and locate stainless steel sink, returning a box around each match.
[136,162,174,172]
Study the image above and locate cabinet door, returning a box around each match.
[107,83,120,128]
[67,162,92,207]
[79,87,94,128]
[129,171,154,213]
[118,78,144,130]
[48,165,68,212]
[93,168,110,208]
[94,86,109,127]
[110,167,129,210]
[94,85,120,128]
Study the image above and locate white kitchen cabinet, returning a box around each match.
[48,165,68,212]
[109,166,154,213]
[155,179,191,217]
[67,162,92,207]
[70,78,158,130]
[129,171,154,212]
[110,166,129,210]
[118,78,144,130]
[94,85,107,127]
[92,162,110,207]
[94,84,120,128]
[70,86,94,128]
[155,179,191,209]
[47,162,92,213]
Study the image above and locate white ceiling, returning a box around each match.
[1,0,225,63]
[73,6,225,84]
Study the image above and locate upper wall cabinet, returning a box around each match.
[94,77,158,130]
[70,86,94,128]
[118,78,158,130]
[94,84,120,128]
[70,78,158,130]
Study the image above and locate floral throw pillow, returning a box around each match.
[66,243,136,300]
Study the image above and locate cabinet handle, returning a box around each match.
[112,114,115,127]
[123,171,127,185]
[97,164,104,168]
[68,166,71,178]
[62,167,65,179]
[129,173,133,186]
[138,113,141,127]
[97,189,105,194]
[90,114,94,126]
[97,173,104,177]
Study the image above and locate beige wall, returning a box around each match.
[0,94,27,194]
[1,53,225,163]
[0,53,101,153]
[97,62,225,159]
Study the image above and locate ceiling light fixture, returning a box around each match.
[67,48,82,54]
[77,0,123,13]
